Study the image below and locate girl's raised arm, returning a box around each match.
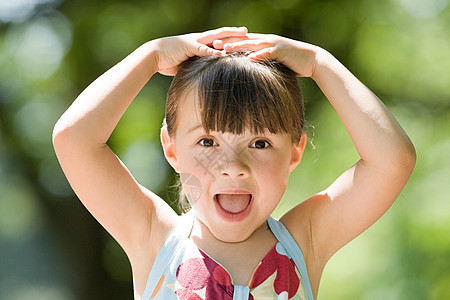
[302,48,416,260]
[222,35,416,280]
[52,28,248,259]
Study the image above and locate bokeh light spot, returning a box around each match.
[122,141,168,191]
[0,0,54,23]
[399,0,448,19]
[13,101,56,158]
[5,14,71,80]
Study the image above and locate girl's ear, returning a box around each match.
[289,132,307,174]
[160,126,180,173]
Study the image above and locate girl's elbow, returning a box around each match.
[378,139,416,178]
[393,140,416,176]
[52,117,77,153]
[52,120,68,154]
[404,142,417,173]
[402,135,416,165]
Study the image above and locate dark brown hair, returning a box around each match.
[165,52,305,143]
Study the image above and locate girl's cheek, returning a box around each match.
[255,151,291,180]
[182,148,220,179]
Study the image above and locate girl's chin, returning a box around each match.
[208,226,255,244]
[193,213,256,243]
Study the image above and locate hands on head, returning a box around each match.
[155,27,248,76]
[155,27,321,78]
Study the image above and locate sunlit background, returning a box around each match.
[0,0,449,299]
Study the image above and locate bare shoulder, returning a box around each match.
[128,193,181,296]
[280,193,329,297]
[128,188,180,260]
[279,194,317,256]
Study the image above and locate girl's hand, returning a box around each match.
[153,27,248,76]
[216,33,322,78]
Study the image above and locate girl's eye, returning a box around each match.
[198,138,218,147]
[250,140,271,149]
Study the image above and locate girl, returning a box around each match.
[53,27,416,299]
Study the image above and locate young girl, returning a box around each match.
[53,27,416,299]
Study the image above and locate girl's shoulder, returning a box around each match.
[279,193,331,298]
[130,208,183,296]
[279,196,315,250]
[279,193,331,262]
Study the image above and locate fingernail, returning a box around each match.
[248,53,259,61]
[212,40,222,48]
[240,26,248,33]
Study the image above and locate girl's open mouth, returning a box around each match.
[214,193,253,222]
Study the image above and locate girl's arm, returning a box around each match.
[52,28,248,259]
[222,35,416,265]
[303,48,416,260]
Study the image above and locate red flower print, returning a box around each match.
[175,251,234,299]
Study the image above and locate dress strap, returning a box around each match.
[267,216,314,300]
[141,212,194,300]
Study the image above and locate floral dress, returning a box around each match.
[141,213,314,300]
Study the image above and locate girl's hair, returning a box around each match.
[164,52,305,213]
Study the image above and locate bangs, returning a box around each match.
[167,53,304,143]
[196,54,303,141]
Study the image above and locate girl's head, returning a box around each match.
[165,52,305,143]
[161,52,307,242]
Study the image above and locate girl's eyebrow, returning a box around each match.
[187,124,203,134]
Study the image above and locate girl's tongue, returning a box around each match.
[216,194,251,213]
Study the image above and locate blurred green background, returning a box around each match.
[0,0,449,299]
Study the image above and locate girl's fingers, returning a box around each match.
[196,27,248,45]
[223,39,273,52]
[247,47,277,61]
[212,36,250,50]
[194,43,223,57]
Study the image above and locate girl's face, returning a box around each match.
[162,89,306,243]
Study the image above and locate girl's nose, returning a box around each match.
[219,153,250,178]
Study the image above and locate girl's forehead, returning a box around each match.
[177,89,202,127]
[173,89,209,139]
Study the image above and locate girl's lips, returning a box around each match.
[214,193,253,222]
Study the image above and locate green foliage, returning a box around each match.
[0,0,449,299]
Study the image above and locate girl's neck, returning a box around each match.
[188,216,278,286]
[189,215,276,254]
